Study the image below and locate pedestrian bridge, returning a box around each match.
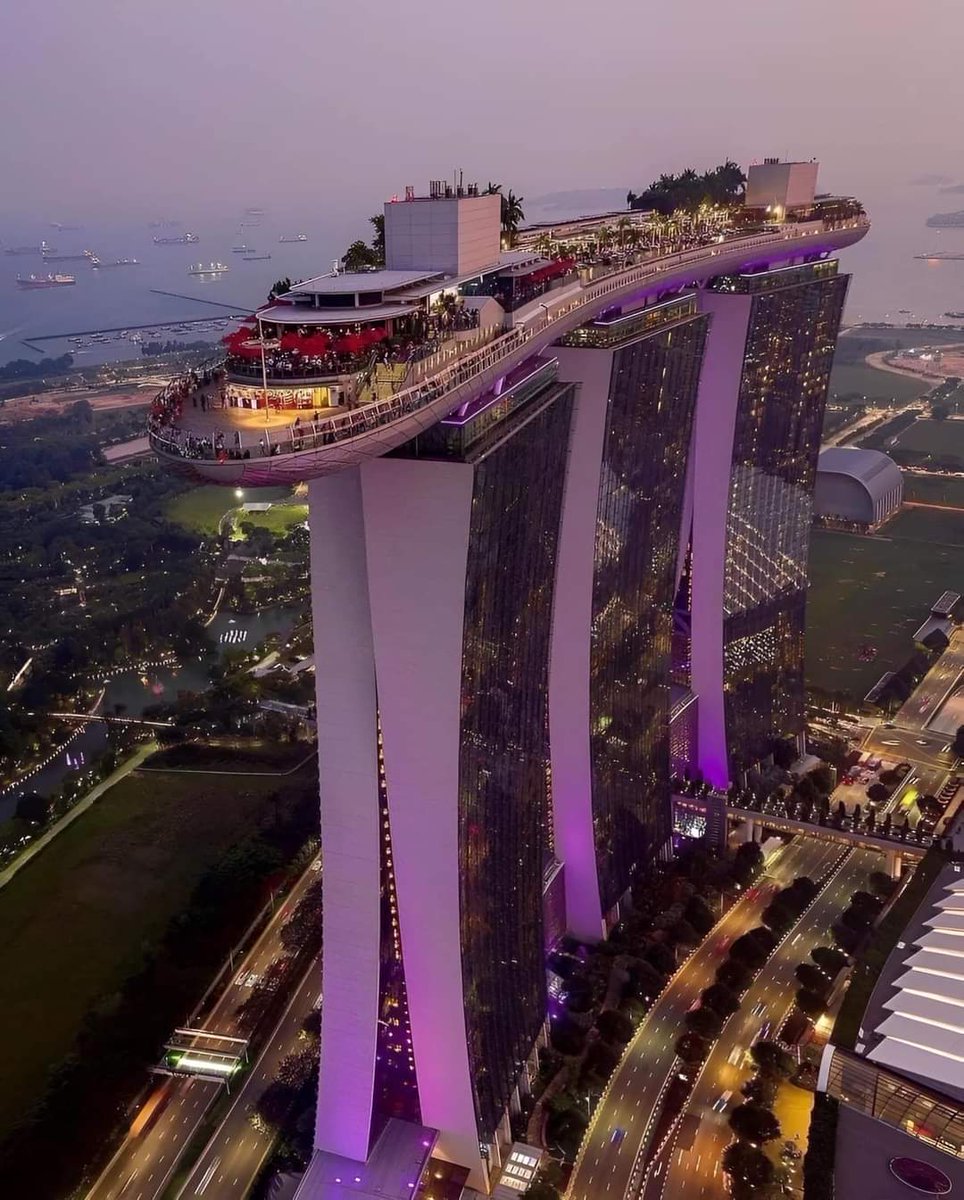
[673,794,927,874]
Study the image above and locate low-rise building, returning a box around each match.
[814,446,902,531]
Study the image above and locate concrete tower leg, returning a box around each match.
[547,348,612,942]
[361,457,487,1192]
[689,292,753,788]
[308,469,382,1162]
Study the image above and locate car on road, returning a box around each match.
[726,1046,743,1066]
[711,1091,733,1113]
[610,1127,626,1147]
[750,1002,767,1017]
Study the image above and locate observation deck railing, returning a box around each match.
[148,217,867,464]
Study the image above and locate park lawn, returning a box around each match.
[829,363,931,406]
[0,766,302,1140]
[237,503,308,536]
[885,506,964,546]
[806,526,964,697]
[892,417,964,462]
[143,740,312,772]
[902,471,964,507]
[165,485,292,534]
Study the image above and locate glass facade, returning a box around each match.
[457,382,574,1144]
[588,311,708,912]
[712,262,848,773]
[824,1047,964,1159]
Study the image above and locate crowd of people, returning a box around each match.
[148,321,530,464]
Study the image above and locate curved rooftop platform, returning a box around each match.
[150,216,868,486]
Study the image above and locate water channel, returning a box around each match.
[0,605,302,820]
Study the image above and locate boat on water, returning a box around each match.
[232,244,251,254]
[243,254,272,261]
[89,256,140,269]
[189,262,229,275]
[245,208,265,217]
[945,312,964,320]
[154,232,199,245]
[279,233,308,243]
[17,273,76,288]
[42,249,95,262]
[914,251,964,261]
[4,245,42,255]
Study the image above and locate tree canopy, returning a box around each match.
[628,162,746,215]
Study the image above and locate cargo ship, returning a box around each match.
[189,262,229,275]
[89,256,140,269]
[232,244,251,254]
[154,232,199,245]
[4,245,42,255]
[17,273,76,288]
[914,251,964,261]
[278,233,308,243]
[243,253,272,261]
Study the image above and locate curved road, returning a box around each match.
[642,847,879,1200]
[566,838,842,1200]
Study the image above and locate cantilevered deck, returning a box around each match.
[149,216,869,485]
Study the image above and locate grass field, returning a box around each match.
[886,506,964,546]
[903,472,964,507]
[165,485,293,534]
[143,740,312,772]
[806,523,964,696]
[829,363,931,405]
[891,417,964,462]
[236,503,308,536]
[0,766,306,1139]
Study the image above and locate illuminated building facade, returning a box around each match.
[147,170,868,1192]
[550,296,708,939]
[311,359,573,1192]
[690,260,849,784]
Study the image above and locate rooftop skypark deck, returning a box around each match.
[149,175,869,485]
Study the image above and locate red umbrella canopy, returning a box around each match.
[280,332,303,352]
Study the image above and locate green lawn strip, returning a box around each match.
[143,741,312,773]
[0,766,311,1142]
[894,418,964,459]
[902,472,964,507]
[831,848,948,1050]
[829,363,930,405]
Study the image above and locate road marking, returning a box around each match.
[194,1157,220,1195]
[119,1171,137,1195]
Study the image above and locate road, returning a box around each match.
[892,627,964,735]
[566,838,843,1200]
[175,962,321,1199]
[643,847,879,1200]
[85,855,322,1200]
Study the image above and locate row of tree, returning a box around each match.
[627,161,746,216]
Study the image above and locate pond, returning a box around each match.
[0,604,304,820]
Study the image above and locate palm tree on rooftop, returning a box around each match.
[501,190,525,247]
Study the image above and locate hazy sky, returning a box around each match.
[2,0,963,224]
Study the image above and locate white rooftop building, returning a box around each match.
[868,877,964,1096]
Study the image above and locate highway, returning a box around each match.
[175,962,321,1199]
[566,838,842,1200]
[642,846,880,1200]
[85,855,322,1200]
